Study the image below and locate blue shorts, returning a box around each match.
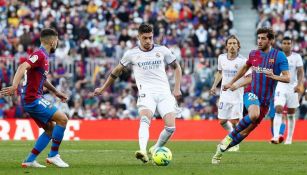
[267,99,275,119]
[243,92,260,109]
[23,98,57,125]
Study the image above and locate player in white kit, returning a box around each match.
[92,23,182,163]
[210,35,248,152]
[271,37,305,144]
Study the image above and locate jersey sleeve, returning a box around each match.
[277,51,289,71]
[163,46,176,64]
[120,50,132,67]
[26,53,43,68]
[217,55,222,71]
[296,54,304,67]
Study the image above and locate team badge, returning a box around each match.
[156,53,160,58]
[235,64,238,69]
[269,59,275,64]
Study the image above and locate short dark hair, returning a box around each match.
[282,36,292,41]
[138,23,153,34]
[40,28,58,39]
[225,35,241,50]
[256,27,275,40]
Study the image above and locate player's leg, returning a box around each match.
[285,108,296,144]
[284,92,299,144]
[22,121,54,168]
[271,105,283,144]
[268,101,275,136]
[46,110,69,167]
[151,94,177,153]
[135,93,156,163]
[227,103,243,152]
[218,102,234,132]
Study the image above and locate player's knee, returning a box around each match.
[56,114,68,127]
[219,120,227,125]
[140,116,151,126]
[275,106,283,113]
[165,126,176,134]
[287,108,295,115]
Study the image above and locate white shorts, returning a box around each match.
[218,102,243,120]
[274,90,299,108]
[137,93,178,118]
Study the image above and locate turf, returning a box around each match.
[0,141,306,175]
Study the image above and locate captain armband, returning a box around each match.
[110,73,118,79]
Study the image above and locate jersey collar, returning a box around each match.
[39,46,49,57]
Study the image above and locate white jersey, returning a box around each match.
[218,53,247,103]
[276,52,303,90]
[120,44,176,94]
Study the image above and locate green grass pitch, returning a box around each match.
[0,141,306,175]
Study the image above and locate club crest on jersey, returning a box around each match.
[156,52,160,58]
[235,64,238,69]
[269,59,275,64]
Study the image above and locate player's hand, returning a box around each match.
[91,88,103,97]
[0,86,17,96]
[55,91,68,102]
[210,87,216,95]
[264,70,275,79]
[173,89,182,101]
[294,84,304,94]
[230,84,238,91]
[223,83,232,91]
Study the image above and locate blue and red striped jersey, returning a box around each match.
[246,48,288,106]
[21,46,50,103]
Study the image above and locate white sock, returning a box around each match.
[286,115,296,142]
[221,121,233,133]
[138,116,150,152]
[273,113,282,140]
[154,126,176,148]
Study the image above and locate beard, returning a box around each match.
[50,47,56,54]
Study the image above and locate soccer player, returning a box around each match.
[92,23,182,163]
[0,28,69,168]
[210,35,248,152]
[271,36,304,144]
[211,27,290,164]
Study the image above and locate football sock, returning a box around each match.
[286,115,295,141]
[154,126,176,148]
[273,113,282,140]
[48,125,66,157]
[25,132,51,162]
[138,116,150,152]
[228,115,252,137]
[228,133,246,149]
[279,122,286,136]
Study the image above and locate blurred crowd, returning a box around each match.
[0,0,306,120]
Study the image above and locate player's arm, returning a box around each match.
[169,60,182,99]
[294,66,305,93]
[0,62,31,96]
[223,64,251,91]
[210,70,222,95]
[92,63,125,96]
[265,70,290,83]
[44,80,68,102]
[230,74,252,91]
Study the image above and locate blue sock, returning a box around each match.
[279,122,286,135]
[228,133,246,149]
[25,132,51,162]
[271,126,274,137]
[228,115,252,138]
[48,125,66,157]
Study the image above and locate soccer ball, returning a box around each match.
[152,147,172,166]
